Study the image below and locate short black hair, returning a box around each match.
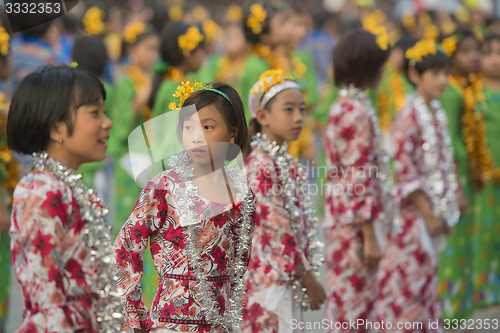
[72,35,109,77]
[7,66,106,154]
[482,34,500,54]
[404,50,450,86]
[177,82,248,160]
[333,29,390,87]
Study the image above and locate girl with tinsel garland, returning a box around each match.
[114,82,254,332]
[473,34,500,308]
[373,39,462,332]
[437,30,481,320]
[0,25,17,333]
[241,69,325,333]
[6,66,122,331]
[149,21,206,118]
[323,29,392,332]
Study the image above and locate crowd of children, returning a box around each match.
[0,0,499,332]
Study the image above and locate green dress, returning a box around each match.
[237,55,269,122]
[472,87,500,307]
[438,83,475,320]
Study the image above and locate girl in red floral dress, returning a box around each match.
[373,39,461,333]
[114,82,254,333]
[7,66,122,332]
[323,29,391,332]
[241,69,325,333]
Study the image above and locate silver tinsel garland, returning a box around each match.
[338,85,398,232]
[32,152,124,332]
[250,133,324,311]
[168,151,255,332]
[411,95,460,227]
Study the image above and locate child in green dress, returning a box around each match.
[473,34,500,307]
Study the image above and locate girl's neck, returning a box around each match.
[482,74,500,91]
[416,89,434,109]
[260,128,284,147]
[46,145,80,170]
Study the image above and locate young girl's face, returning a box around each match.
[453,37,481,75]
[481,40,500,78]
[182,104,235,170]
[185,47,206,74]
[261,88,305,145]
[224,25,247,58]
[56,97,112,169]
[262,11,288,48]
[130,35,160,69]
[412,67,449,101]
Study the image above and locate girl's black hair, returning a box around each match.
[177,82,248,160]
[148,21,205,109]
[482,34,500,54]
[71,35,109,78]
[333,29,391,87]
[7,66,106,154]
[404,50,450,86]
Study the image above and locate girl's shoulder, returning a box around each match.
[245,149,276,170]
[14,170,73,206]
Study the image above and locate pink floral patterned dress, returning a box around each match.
[114,169,253,332]
[323,100,386,332]
[241,149,312,333]
[373,100,456,332]
[10,170,103,332]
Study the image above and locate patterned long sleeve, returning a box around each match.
[325,101,384,226]
[245,151,309,288]
[114,174,168,330]
[10,172,99,332]
[392,105,427,203]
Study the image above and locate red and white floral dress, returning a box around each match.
[10,171,102,332]
[241,149,312,333]
[114,169,253,332]
[323,100,386,332]
[373,101,452,332]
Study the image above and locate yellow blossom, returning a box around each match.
[441,36,458,56]
[83,7,105,36]
[122,21,146,44]
[169,102,178,110]
[0,27,9,56]
[169,5,183,21]
[178,27,204,56]
[203,20,219,41]
[247,4,267,35]
[227,4,243,23]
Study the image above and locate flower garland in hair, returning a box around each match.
[0,27,10,56]
[405,37,457,67]
[247,4,267,34]
[122,21,146,44]
[83,6,105,36]
[169,80,208,110]
[362,10,389,50]
[250,133,323,310]
[168,151,255,331]
[31,152,124,331]
[178,27,204,56]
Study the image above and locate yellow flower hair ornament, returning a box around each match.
[203,20,219,42]
[0,27,10,56]
[405,39,437,65]
[441,35,458,57]
[248,69,301,118]
[227,4,243,23]
[83,6,105,36]
[246,4,267,35]
[122,21,146,44]
[178,27,204,56]
[362,11,389,51]
[169,81,234,111]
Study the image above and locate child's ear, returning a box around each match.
[256,108,269,128]
[49,121,67,143]
[407,68,420,85]
[230,128,238,144]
